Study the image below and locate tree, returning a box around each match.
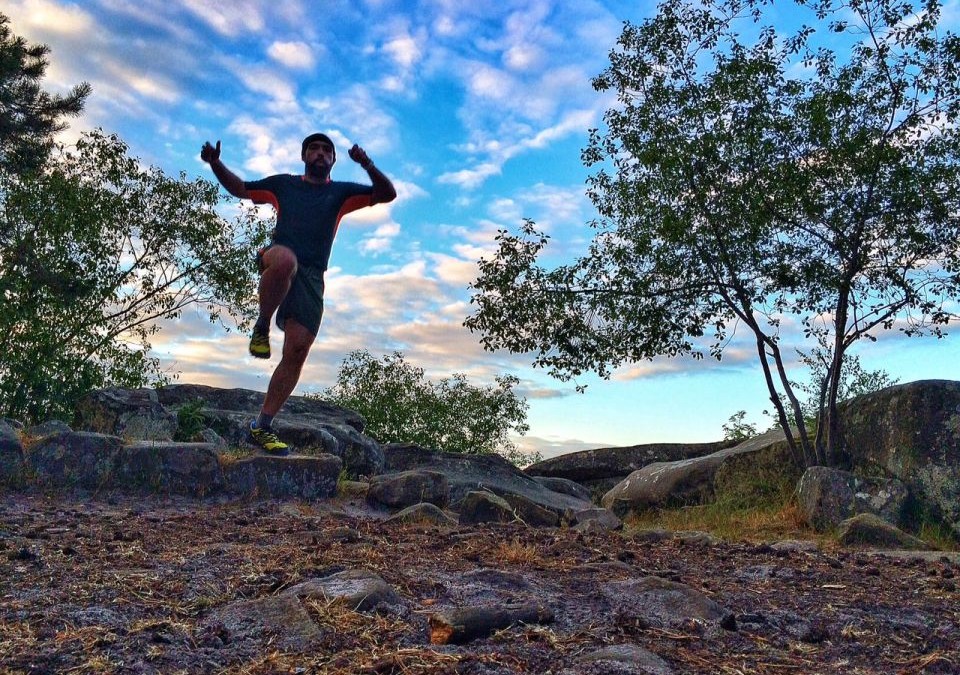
[0,13,90,175]
[321,350,533,465]
[0,129,269,422]
[466,0,960,467]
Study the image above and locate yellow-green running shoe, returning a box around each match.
[249,330,270,359]
[249,421,289,455]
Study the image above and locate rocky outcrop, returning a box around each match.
[840,380,960,537]
[796,466,909,532]
[75,384,382,477]
[383,443,594,517]
[525,440,730,494]
[600,430,796,517]
[9,424,341,500]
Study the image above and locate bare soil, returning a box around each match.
[1,492,957,674]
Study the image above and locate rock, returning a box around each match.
[74,388,177,441]
[367,470,449,510]
[283,568,401,611]
[458,490,516,525]
[0,422,24,484]
[601,430,795,517]
[532,476,593,502]
[205,595,323,650]
[526,440,730,494]
[568,507,622,531]
[383,443,593,517]
[385,503,458,527]
[840,380,960,536]
[114,442,225,497]
[573,644,674,675]
[501,492,559,527]
[836,513,932,550]
[223,454,341,499]
[602,575,732,629]
[26,431,123,489]
[27,420,73,437]
[770,540,819,553]
[796,466,909,532]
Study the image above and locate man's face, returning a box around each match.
[303,140,336,175]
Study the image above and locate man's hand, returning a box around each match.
[348,144,373,169]
[201,140,221,164]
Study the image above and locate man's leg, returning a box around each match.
[249,318,315,454]
[250,245,298,358]
[261,318,315,417]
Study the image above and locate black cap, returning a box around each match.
[302,133,336,157]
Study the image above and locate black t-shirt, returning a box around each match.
[244,174,373,269]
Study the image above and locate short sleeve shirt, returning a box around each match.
[244,174,373,270]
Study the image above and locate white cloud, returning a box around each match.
[437,162,501,189]
[181,0,266,37]
[268,41,316,69]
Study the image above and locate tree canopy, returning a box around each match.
[466,0,960,467]
[0,13,90,175]
[321,350,533,465]
[0,130,269,422]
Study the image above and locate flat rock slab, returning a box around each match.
[282,569,401,611]
[224,454,341,499]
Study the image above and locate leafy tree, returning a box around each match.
[0,130,269,422]
[722,410,758,443]
[466,0,960,467]
[321,350,534,465]
[0,13,90,175]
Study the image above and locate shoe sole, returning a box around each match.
[249,349,271,359]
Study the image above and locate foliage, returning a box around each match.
[321,350,534,465]
[174,399,207,442]
[0,130,270,422]
[787,350,899,426]
[0,13,90,175]
[466,0,960,468]
[722,410,758,443]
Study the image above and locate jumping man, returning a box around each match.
[201,133,397,454]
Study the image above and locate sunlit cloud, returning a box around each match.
[268,40,316,69]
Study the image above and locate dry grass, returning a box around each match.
[493,538,541,565]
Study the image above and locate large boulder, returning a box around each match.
[0,421,24,484]
[26,431,124,489]
[525,440,730,495]
[367,470,450,510]
[223,454,341,499]
[601,430,797,518]
[114,441,225,496]
[382,443,593,517]
[840,380,960,536]
[74,388,177,441]
[796,465,910,532]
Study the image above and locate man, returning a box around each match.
[200,133,397,454]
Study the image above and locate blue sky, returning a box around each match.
[8,0,960,459]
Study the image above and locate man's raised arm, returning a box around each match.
[201,140,249,199]
[348,143,397,205]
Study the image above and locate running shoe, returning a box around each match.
[249,330,270,359]
[249,421,289,455]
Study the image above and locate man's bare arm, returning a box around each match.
[201,140,249,199]
[348,143,397,205]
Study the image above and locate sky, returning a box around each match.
[7,0,960,460]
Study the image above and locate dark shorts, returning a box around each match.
[258,247,325,336]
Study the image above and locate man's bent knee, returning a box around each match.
[262,245,298,277]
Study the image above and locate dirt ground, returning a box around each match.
[1,492,957,674]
